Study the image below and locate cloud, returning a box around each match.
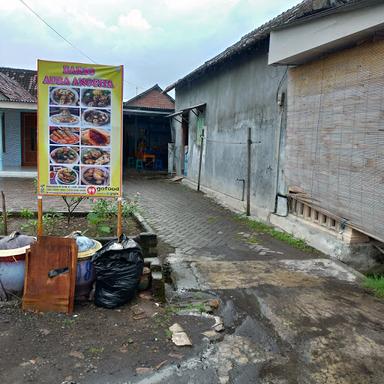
[118,9,151,31]
[0,0,300,98]
[163,0,239,13]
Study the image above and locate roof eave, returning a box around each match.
[272,0,378,32]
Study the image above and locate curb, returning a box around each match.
[132,211,156,234]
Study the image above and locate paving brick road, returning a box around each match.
[125,176,312,262]
[0,178,91,211]
[127,177,240,252]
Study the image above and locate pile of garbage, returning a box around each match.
[92,234,144,308]
[0,231,146,310]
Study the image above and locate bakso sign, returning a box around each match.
[37,60,123,197]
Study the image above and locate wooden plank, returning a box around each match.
[22,237,77,314]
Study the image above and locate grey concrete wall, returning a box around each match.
[2,110,21,167]
[174,48,287,218]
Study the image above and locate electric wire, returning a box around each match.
[18,0,96,64]
[204,138,261,145]
[18,0,143,93]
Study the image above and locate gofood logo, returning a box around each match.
[86,186,97,195]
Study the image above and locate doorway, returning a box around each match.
[181,111,189,175]
[21,112,37,166]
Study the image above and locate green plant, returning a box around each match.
[33,177,38,194]
[363,275,384,298]
[43,211,64,235]
[235,215,314,252]
[62,318,76,327]
[0,211,10,235]
[183,302,207,313]
[121,200,139,218]
[87,198,138,237]
[87,211,112,235]
[165,329,172,339]
[87,346,104,355]
[20,208,34,220]
[20,219,37,235]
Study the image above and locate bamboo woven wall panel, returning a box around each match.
[22,237,77,314]
[286,39,384,241]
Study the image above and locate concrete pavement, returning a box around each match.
[126,176,384,384]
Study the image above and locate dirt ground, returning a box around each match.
[3,215,141,238]
[0,294,216,384]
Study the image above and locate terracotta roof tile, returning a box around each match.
[0,67,37,98]
[124,84,175,111]
[0,72,36,103]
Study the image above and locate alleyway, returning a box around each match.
[125,176,384,384]
[1,176,384,383]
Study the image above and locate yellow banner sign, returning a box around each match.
[37,60,123,197]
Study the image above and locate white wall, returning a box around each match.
[269,3,384,65]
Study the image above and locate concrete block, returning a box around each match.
[150,257,162,273]
[270,213,383,273]
[143,257,157,267]
[139,232,158,247]
[151,271,165,303]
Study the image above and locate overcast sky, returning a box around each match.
[0,0,299,99]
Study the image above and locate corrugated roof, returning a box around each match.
[164,0,369,92]
[0,72,36,103]
[0,67,37,98]
[124,84,175,111]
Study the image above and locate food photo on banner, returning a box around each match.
[37,60,123,197]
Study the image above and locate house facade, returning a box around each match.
[269,0,384,270]
[165,25,291,219]
[165,0,384,271]
[123,85,174,171]
[0,68,37,174]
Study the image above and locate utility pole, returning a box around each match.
[246,127,252,216]
[197,129,204,192]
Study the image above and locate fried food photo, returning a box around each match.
[81,128,110,146]
[56,167,77,185]
[81,148,110,165]
[50,127,79,145]
[81,167,109,185]
[50,146,79,164]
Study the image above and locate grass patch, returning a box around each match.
[87,346,104,355]
[62,318,76,327]
[235,215,314,252]
[182,302,207,313]
[164,329,172,339]
[246,235,259,244]
[363,275,384,298]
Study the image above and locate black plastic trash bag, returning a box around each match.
[91,234,144,308]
